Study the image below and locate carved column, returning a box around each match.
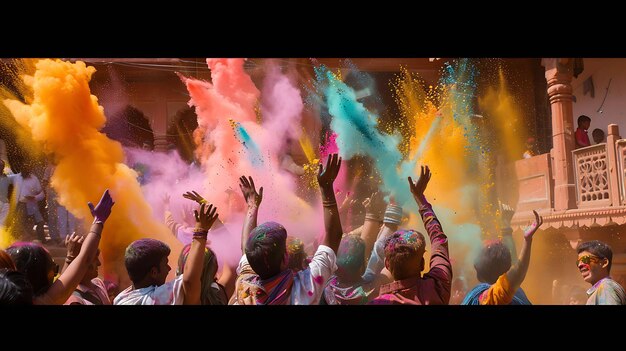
[606,124,622,205]
[542,58,577,211]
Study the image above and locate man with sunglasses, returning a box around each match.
[576,240,626,305]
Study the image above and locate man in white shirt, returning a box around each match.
[230,154,343,305]
[0,160,17,227]
[13,167,45,241]
[115,202,219,305]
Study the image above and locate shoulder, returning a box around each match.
[601,279,626,292]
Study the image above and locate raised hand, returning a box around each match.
[498,201,516,229]
[87,189,115,224]
[64,232,85,259]
[408,165,432,202]
[523,210,543,240]
[194,203,219,232]
[183,190,207,205]
[364,191,386,215]
[317,153,342,189]
[239,176,263,208]
[339,192,357,214]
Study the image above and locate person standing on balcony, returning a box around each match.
[576,240,626,305]
[592,128,606,144]
[575,115,592,148]
[522,137,538,159]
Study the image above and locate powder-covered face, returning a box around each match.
[577,250,608,285]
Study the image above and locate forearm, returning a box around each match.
[164,210,181,236]
[418,198,451,279]
[361,215,382,261]
[321,186,343,253]
[60,252,74,275]
[506,237,532,289]
[49,223,103,304]
[183,233,207,305]
[361,212,399,282]
[241,205,259,253]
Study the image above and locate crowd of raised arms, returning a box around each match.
[0,154,625,306]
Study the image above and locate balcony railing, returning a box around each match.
[510,124,624,214]
[572,143,611,208]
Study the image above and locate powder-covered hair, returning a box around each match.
[474,240,511,284]
[384,229,426,279]
[336,234,366,278]
[245,222,287,279]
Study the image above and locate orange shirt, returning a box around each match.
[480,273,516,305]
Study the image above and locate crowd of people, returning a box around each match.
[1,151,624,306]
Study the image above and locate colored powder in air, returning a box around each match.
[3,59,181,287]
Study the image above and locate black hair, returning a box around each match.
[577,115,591,127]
[474,240,512,284]
[577,240,613,273]
[0,269,33,305]
[245,222,287,280]
[124,239,171,284]
[6,242,56,296]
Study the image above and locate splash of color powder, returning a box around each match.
[3,59,182,287]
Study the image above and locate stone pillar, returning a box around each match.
[606,124,622,206]
[542,58,577,211]
[152,85,169,152]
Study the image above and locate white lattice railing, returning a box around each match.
[573,143,611,207]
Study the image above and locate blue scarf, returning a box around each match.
[461,283,532,305]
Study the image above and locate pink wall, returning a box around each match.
[572,58,626,138]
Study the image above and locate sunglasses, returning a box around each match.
[576,255,604,266]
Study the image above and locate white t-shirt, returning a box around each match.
[233,244,337,305]
[114,275,184,305]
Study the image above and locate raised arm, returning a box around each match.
[317,154,343,253]
[45,189,114,305]
[239,176,263,254]
[498,202,518,264]
[60,233,84,274]
[183,202,219,305]
[163,193,183,237]
[505,210,543,290]
[183,190,227,230]
[183,190,208,205]
[338,191,357,230]
[361,191,385,261]
[408,166,451,284]
[361,202,402,283]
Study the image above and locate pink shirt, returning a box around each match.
[64,278,111,305]
[369,202,452,305]
[575,127,591,148]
